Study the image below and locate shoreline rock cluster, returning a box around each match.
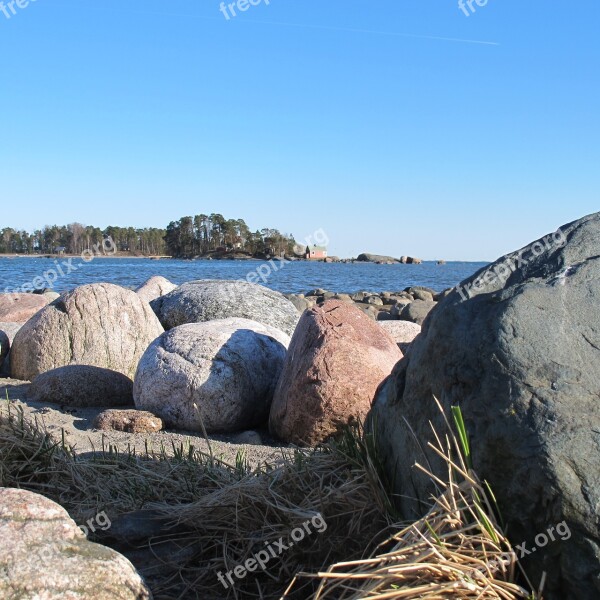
[1,277,417,444]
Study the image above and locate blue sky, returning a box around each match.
[0,1,598,260]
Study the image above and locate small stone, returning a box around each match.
[94,409,163,433]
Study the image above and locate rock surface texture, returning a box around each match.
[94,409,163,433]
[150,280,299,336]
[135,276,177,303]
[30,365,134,408]
[0,322,22,375]
[10,283,164,381]
[0,487,152,599]
[270,300,403,446]
[0,293,49,323]
[399,299,437,325]
[134,318,290,433]
[378,320,422,352]
[370,213,600,599]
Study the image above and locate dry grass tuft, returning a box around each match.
[0,398,537,599]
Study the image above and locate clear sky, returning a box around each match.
[0,1,598,260]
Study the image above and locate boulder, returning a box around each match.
[285,294,312,313]
[0,322,22,375]
[356,253,400,263]
[411,289,434,302]
[10,283,164,381]
[365,295,384,306]
[378,320,421,352]
[135,276,177,303]
[0,293,49,323]
[30,366,134,408]
[355,303,378,320]
[0,487,151,599]
[332,293,354,304]
[269,300,403,446]
[399,299,437,325]
[94,409,163,433]
[134,318,290,433]
[405,286,437,296]
[370,214,600,599]
[0,331,7,371]
[150,280,299,336]
[43,291,61,302]
[390,299,413,318]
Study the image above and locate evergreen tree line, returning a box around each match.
[0,224,167,255]
[0,214,297,258]
[164,214,296,258]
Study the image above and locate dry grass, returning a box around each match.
[0,398,538,600]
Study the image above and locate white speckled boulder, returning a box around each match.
[134,318,289,433]
[150,279,299,336]
[0,487,152,599]
[10,283,164,381]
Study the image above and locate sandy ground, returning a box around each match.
[0,378,291,467]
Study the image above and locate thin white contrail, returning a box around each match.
[49,4,500,46]
[234,18,500,46]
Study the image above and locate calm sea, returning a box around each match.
[0,257,487,295]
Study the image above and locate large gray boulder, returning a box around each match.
[151,280,299,336]
[30,365,134,408]
[370,214,600,599]
[135,275,177,303]
[10,283,164,381]
[134,318,290,433]
[0,487,151,599]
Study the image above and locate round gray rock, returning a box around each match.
[135,275,177,303]
[0,487,151,599]
[30,365,134,408]
[399,299,437,325]
[150,280,299,336]
[10,283,164,381]
[134,318,290,433]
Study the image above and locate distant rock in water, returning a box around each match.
[269,299,403,446]
[356,253,400,263]
[370,212,600,599]
[0,487,151,599]
[399,256,423,264]
[150,279,299,336]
